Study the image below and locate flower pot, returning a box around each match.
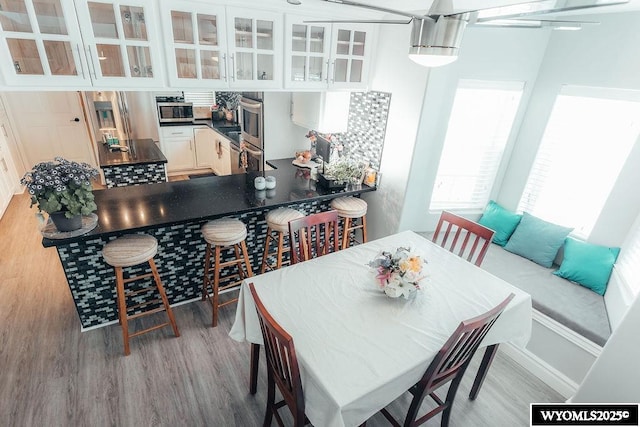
[50,211,82,232]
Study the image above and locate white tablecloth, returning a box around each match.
[230,230,532,427]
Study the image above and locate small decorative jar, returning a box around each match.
[265,176,276,189]
[254,176,266,190]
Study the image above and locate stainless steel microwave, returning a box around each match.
[157,102,194,124]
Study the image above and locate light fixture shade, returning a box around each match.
[409,16,468,67]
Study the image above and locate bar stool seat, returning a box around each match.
[102,234,180,356]
[202,217,248,246]
[103,234,158,267]
[330,197,368,249]
[330,196,368,218]
[261,208,305,273]
[201,217,253,327]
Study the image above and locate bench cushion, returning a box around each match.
[482,243,611,346]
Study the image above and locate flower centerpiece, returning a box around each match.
[20,157,99,232]
[368,247,427,299]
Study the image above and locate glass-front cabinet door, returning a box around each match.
[0,0,90,86]
[160,1,227,88]
[329,23,373,89]
[226,8,282,89]
[74,0,163,87]
[284,15,330,89]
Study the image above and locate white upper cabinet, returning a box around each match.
[225,7,282,89]
[161,1,229,88]
[74,0,164,88]
[329,23,373,89]
[283,15,331,90]
[0,0,90,87]
[284,17,374,90]
[0,0,165,88]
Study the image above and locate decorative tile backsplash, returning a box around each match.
[332,91,391,170]
[102,163,167,188]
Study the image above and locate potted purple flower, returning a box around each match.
[20,157,99,232]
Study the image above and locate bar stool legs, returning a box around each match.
[201,218,253,327]
[260,208,305,273]
[330,197,369,250]
[103,234,180,356]
[340,215,368,249]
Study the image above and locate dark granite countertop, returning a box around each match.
[42,158,375,247]
[97,138,167,167]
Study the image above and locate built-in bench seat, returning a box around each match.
[480,243,611,346]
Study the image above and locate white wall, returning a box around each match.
[398,26,551,232]
[572,291,640,403]
[365,23,431,240]
[262,92,309,161]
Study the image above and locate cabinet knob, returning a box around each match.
[71,117,80,122]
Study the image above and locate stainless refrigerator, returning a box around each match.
[83,91,134,146]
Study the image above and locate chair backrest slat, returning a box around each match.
[432,211,495,267]
[289,210,340,264]
[249,283,305,418]
[419,293,515,393]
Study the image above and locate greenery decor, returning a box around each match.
[324,158,365,184]
[20,157,99,218]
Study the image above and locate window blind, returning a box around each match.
[184,91,215,107]
[518,87,640,236]
[430,80,524,211]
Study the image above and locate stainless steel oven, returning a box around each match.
[239,96,264,150]
[157,102,194,124]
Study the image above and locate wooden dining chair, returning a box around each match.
[249,283,308,427]
[377,293,514,427]
[432,211,495,267]
[288,210,340,264]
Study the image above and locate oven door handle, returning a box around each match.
[243,145,262,156]
[239,99,262,110]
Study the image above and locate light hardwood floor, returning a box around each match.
[0,193,563,427]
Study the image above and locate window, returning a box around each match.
[184,91,215,107]
[615,216,640,299]
[430,80,524,211]
[518,86,640,236]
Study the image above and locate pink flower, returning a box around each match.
[376,267,392,287]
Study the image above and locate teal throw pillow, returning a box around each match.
[478,200,522,246]
[554,238,620,296]
[504,212,573,268]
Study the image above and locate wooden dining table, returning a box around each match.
[229,230,532,427]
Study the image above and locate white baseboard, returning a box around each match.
[500,343,579,400]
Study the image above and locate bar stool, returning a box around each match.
[330,196,368,249]
[102,234,180,356]
[260,208,305,273]
[201,217,253,327]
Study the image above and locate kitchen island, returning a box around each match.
[97,138,167,188]
[44,159,375,329]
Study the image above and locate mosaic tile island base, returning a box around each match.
[46,159,375,329]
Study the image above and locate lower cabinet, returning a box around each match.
[160,126,215,173]
[194,127,216,169]
[211,133,231,176]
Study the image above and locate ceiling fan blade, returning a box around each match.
[319,0,425,20]
[303,19,412,24]
[473,18,599,28]
[474,0,629,22]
